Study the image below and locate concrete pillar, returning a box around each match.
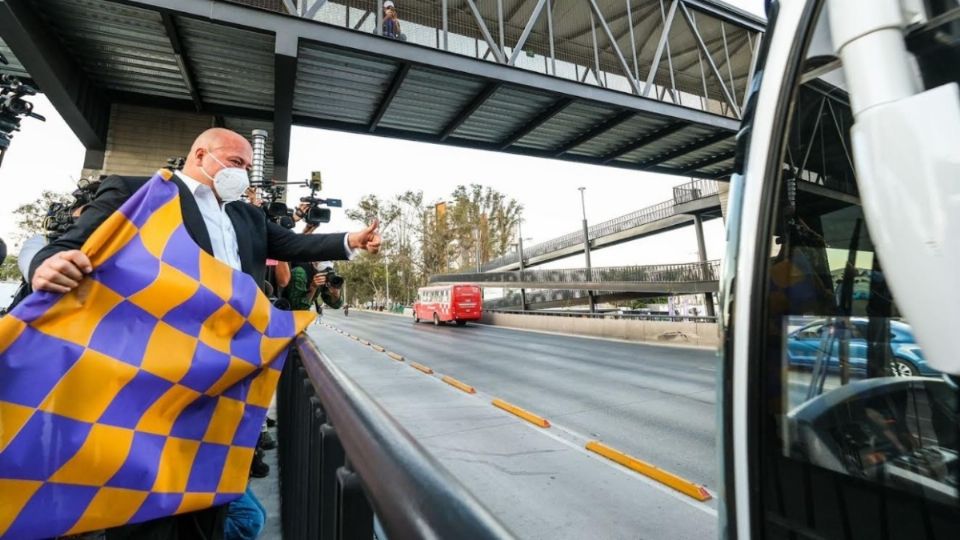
[693,214,716,317]
[84,103,215,179]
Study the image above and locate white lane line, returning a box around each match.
[528,423,719,517]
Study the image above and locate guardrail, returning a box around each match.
[278,336,512,539]
[673,178,721,204]
[436,260,721,287]
[486,308,718,323]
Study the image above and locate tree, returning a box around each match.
[339,185,521,306]
[11,190,71,246]
[0,255,21,282]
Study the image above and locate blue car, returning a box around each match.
[786,318,936,377]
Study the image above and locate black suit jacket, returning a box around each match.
[30,174,352,288]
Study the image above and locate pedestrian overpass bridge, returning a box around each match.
[1,0,761,181]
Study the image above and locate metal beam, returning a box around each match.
[305,0,327,19]
[160,12,202,112]
[285,112,726,178]
[587,0,642,94]
[499,97,573,149]
[680,149,735,173]
[639,131,731,168]
[369,63,410,132]
[678,2,740,117]
[642,0,678,97]
[439,82,500,141]
[554,110,634,156]
[0,0,108,150]
[273,35,298,182]
[465,0,506,63]
[507,0,547,66]
[602,122,687,163]
[562,2,658,42]
[120,0,741,132]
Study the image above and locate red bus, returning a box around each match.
[413,285,482,326]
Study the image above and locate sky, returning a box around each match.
[0,0,763,270]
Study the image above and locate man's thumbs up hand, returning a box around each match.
[348,219,382,254]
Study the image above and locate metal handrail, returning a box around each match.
[672,178,720,204]
[486,308,718,323]
[436,260,721,286]
[280,336,512,539]
[481,198,682,271]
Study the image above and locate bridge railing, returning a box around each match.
[672,178,720,204]
[481,198,682,271]
[230,0,762,119]
[277,335,511,540]
[435,260,721,286]
[486,307,717,323]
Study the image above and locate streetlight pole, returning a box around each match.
[578,187,595,313]
[517,218,527,311]
[385,256,390,309]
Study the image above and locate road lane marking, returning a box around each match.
[387,351,405,362]
[371,344,386,352]
[492,399,551,428]
[318,323,718,516]
[410,362,433,374]
[585,441,712,501]
[442,375,476,394]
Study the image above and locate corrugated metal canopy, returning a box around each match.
[2,0,763,179]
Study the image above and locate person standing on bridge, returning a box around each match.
[27,127,382,539]
[382,0,403,40]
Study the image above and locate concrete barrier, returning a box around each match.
[480,312,720,348]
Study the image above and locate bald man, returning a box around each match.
[28,128,381,538]
[31,128,380,294]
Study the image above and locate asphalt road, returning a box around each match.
[321,309,720,489]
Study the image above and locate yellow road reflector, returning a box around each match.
[350,335,359,341]
[442,375,476,394]
[360,339,371,346]
[386,352,405,362]
[410,362,433,374]
[492,398,550,428]
[371,344,386,352]
[585,441,712,501]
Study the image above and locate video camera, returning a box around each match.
[0,52,45,161]
[249,170,341,229]
[43,178,102,239]
[297,171,342,226]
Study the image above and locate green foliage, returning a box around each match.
[341,185,521,305]
[0,255,21,282]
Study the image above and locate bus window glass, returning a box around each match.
[757,2,959,533]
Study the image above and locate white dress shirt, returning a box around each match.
[18,234,47,278]
[175,171,243,271]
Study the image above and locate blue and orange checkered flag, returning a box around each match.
[0,170,313,539]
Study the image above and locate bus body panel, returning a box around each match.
[414,285,482,324]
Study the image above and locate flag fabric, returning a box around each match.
[0,170,313,539]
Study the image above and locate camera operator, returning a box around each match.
[282,261,343,312]
[7,179,100,311]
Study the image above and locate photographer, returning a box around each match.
[283,261,343,311]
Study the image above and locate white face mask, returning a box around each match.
[201,151,249,203]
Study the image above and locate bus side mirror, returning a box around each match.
[850,82,960,376]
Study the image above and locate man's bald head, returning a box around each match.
[182,128,254,188]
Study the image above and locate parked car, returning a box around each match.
[786,318,936,377]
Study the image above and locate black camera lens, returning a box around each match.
[328,274,344,287]
[306,207,331,225]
